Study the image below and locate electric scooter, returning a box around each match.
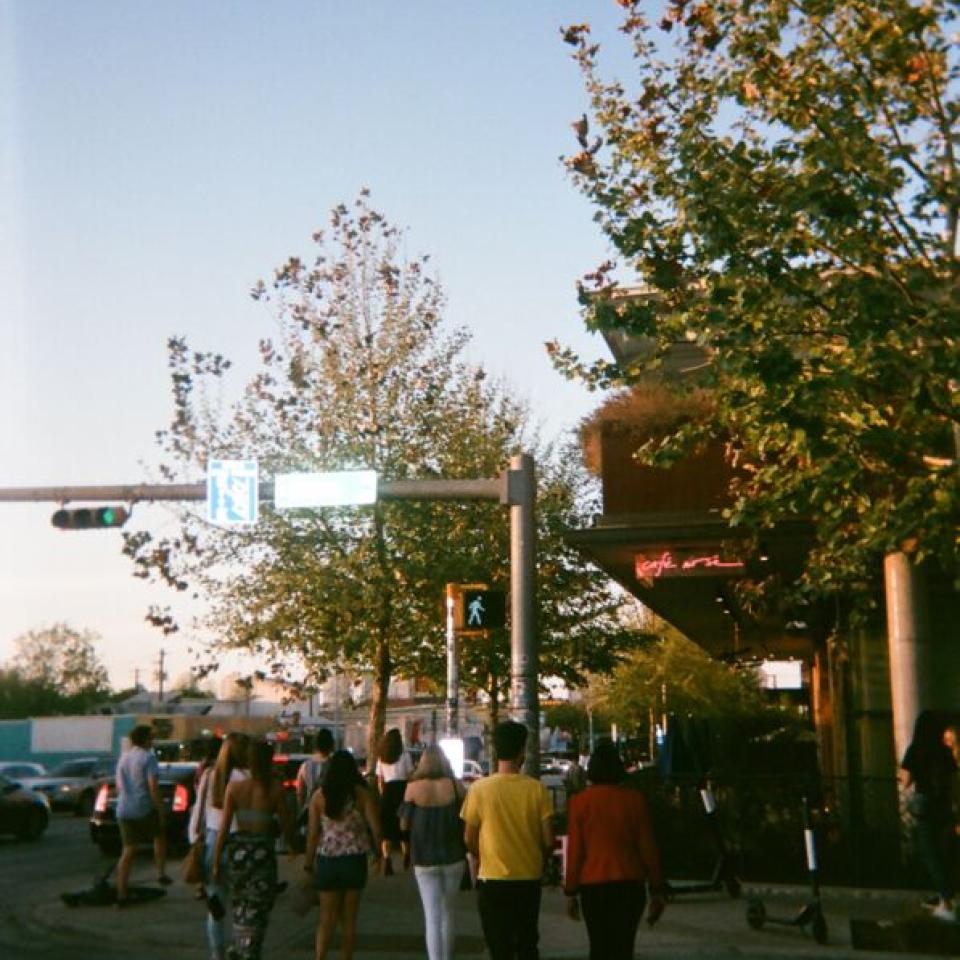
[665,780,741,900]
[745,796,827,945]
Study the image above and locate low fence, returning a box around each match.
[555,771,940,890]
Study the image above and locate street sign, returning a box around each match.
[274,469,377,509]
[207,459,259,526]
[460,588,506,631]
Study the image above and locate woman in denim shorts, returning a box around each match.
[303,751,381,960]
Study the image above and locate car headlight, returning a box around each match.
[59,784,72,792]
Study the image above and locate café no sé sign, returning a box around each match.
[635,547,745,580]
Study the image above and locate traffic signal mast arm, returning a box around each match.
[0,476,507,506]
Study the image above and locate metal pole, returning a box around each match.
[445,584,459,736]
[506,453,539,777]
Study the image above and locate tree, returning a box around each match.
[125,193,630,760]
[587,629,774,735]
[552,2,959,611]
[12,623,111,703]
[0,670,65,719]
[170,671,215,699]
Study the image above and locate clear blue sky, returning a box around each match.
[0,1,633,689]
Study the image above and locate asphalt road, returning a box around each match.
[0,812,150,960]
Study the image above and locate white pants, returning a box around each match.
[413,860,464,960]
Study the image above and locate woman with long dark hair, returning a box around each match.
[212,740,293,960]
[900,710,958,921]
[375,728,413,874]
[564,740,666,960]
[305,750,381,960]
[188,732,249,960]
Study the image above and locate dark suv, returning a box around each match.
[89,761,198,856]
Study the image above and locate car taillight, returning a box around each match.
[172,784,189,813]
[282,779,297,790]
[94,783,110,813]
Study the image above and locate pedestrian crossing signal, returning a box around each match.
[460,589,506,631]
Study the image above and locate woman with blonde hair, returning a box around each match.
[189,731,249,960]
[375,728,413,874]
[400,745,467,960]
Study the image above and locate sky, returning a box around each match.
[0,1,635,691]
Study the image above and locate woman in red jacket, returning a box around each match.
[564,740,666,959]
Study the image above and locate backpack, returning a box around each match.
[297,757,328,830]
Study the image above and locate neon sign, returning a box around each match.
[635,548,745,580]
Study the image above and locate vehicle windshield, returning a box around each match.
[50,760,96,777]
[1,764,42,777]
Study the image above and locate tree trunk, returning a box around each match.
[367,509,394,773]
[367,638,391,772]
[488,671,499,731]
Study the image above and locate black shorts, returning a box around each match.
[119,809,161,846]
[314,853,368,891]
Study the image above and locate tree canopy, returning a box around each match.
[552,1,960,610]
[1,623,111,717]
[587,629,777,732]
[125,194,631,756]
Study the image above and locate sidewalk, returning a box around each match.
[31,857,959,959]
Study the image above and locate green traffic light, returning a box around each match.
[100,508,116,525]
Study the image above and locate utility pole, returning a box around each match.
[157,648,166,703]
[445,585,460,737]
[133,668,141,692]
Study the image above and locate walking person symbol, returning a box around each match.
[467,595,485,627]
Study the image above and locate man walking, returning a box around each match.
[115,724,169,904]
[295,727,334,846]
[462,720,554,959]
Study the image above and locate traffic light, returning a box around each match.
[51,506,130,530]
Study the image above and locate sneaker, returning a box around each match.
[931,903,957,922]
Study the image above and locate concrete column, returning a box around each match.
[883,552,933,764]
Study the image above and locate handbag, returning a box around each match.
[180,768,210,883]
[180,839,205,884]
[291,876,317,917]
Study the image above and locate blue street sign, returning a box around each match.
[207,459,259,526]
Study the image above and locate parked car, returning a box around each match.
[89,761,198,856]
[0,761,47,780]
[18,756,117,815]
[272,752,313,796]
[0,773,51,841]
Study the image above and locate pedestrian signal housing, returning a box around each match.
[460,589,506,631]
[51,506,130,530]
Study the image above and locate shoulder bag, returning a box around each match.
[180,769,209,884]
